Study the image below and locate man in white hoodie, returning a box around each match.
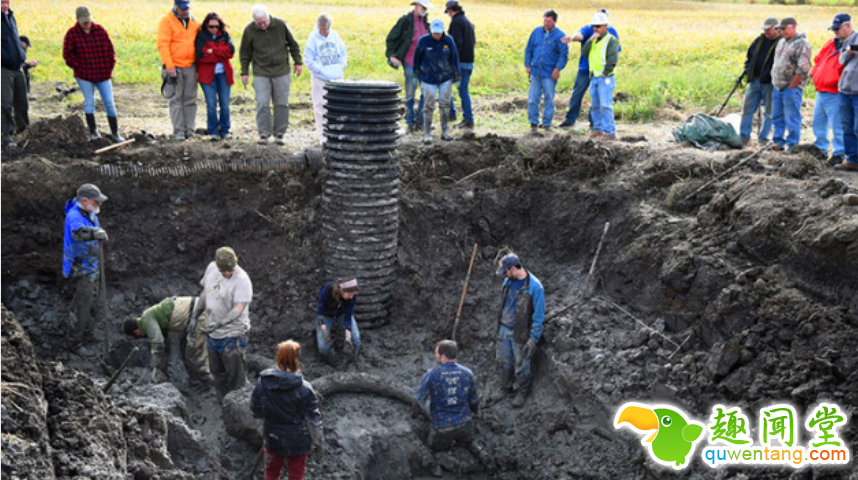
[304,13,348,142]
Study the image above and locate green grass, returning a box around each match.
[17,0,852,121]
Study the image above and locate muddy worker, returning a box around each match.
[63,6,124,143]
[316,277,361,366]
[811,14,849,166]
[157,0,199,141]
[414,18,460,144]
[386,0,430,135]
[251,340,324,480]
[1,0,30,149]
[445,0,475,129]
[239,4,303,146]
[838,15,858,172]
[413,340,495,475]
[524,9,568,132]
[200,247,253,400]
[739,17,780,147]
[496,253,545,408]
[770,17,812,152]
[559,8,621,131]
[304,12,348,143]
[62,183,109,354]
[123,296,211,385]
[581,11,619,140]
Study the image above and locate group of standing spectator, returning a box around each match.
[740,13,858,171]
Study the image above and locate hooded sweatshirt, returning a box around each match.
[839,31,858,95]
[771,32,812,90]
[250,369,323,457]
[303,28,347,81]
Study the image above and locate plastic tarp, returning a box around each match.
[672,113,743,151]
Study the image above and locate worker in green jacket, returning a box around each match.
[124,296,211,385]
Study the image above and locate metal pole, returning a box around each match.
[716,74,744,117]
[98,240,110,360]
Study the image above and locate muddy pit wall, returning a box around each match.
[2,136,858,479]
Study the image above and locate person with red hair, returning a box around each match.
[250,340,324,480]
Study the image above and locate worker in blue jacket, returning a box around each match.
[315,277,361,366]
[524,9,568,132]
[414,18,460,145]
[496,253,545,408]
[63,183,109,352]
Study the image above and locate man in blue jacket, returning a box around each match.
[63,184,109,352]
[496,253,545,408]
[414,18,460,144]
[559,8,620,131]
[413,340,495,474]
[1,0,30,148]
[524,9,568,132]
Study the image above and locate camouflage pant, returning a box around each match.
[183,311,212,383]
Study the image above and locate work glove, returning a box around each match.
[201,318,222,334]
[151,368,167,384]
[470,400,480,418]
[317,316,331,345]
[521,338,537,361]
[411,400,423,419]
[313,443,325,463]
[93,228,108,241]
[345,328,353,345]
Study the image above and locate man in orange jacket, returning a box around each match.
[157,0,200,141]
[812,13,850,165]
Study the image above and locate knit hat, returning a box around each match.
[215,247,238,271]
[76,6,93,23]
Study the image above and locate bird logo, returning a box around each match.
[615,402,706,470]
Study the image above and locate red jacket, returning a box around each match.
[62,23,116,83]
[811,38,844,94]
[195,29,235,85]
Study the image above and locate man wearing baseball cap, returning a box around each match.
[770,16,812,152]
[386,0,432,134]
[414,17,460,144]
[811,13,850,165]
[63,183,109,353]
[739,17,781,146]
[837,13,858,171]
[157,0,200,141]
[199,246,254,400]
[496,253,545,408]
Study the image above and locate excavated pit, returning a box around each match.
[2,118,858,480]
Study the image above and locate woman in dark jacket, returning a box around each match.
[251,340,324,480]
[195,12,235,140]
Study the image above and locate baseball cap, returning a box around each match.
[779,17,797,28]
[430,18,445,33]
[830,13,851,30]
[75,6,93,23]
[761,17,778,30]
[175,0,190,9]
[496,254,521,276]
[77,184,107,202]
[445,0,459,10]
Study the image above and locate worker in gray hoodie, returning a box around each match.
[838,19,858,171]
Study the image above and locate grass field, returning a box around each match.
[15,0,854,120]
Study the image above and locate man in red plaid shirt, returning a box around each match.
[63,6,124,143]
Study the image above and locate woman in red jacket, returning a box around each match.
[195,12,235,140]
[62,6,123,143]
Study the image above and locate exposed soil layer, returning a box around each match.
[2,114,858,479]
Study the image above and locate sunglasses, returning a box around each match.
[207,24,219,29]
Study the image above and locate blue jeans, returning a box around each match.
[75,78,116,117]
[812,91,844,156]
[403,64,425,126]
[564,68,594,127]
[772,87,803,148]
[498,324,530,381]
[839,93,858,165]
[740,79,773,142]
[527,74,557,127]
[316,314,361,356]
[590,75,616,136]
[449,63,473,123]
[200,73,231,137]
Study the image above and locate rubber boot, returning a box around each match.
[320,352,337,368]
[512,376,532,408]
[440,110,453,141]
[501,368,514,392]
[466,441,497,474]
[352,344,362,365]
[85,113,100,141]
[423,114,433,145]
[107,116,125,143]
